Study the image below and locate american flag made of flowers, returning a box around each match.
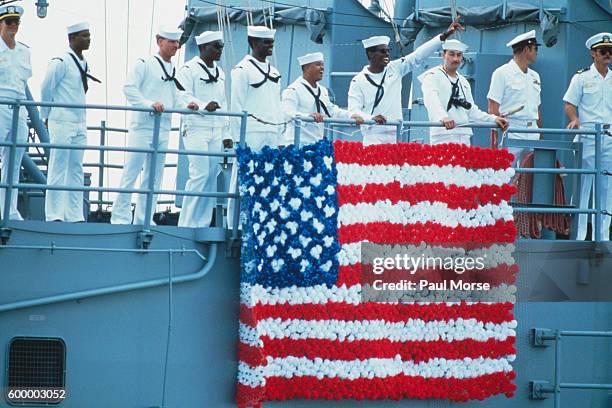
[236,139,518,407]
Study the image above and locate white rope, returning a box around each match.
[148,0,156,54]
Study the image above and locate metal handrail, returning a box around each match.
[531,328,612,406]
[0,99,247,235]
[0,99,609,241]
[295,117,609,241]
[0,243,218,313]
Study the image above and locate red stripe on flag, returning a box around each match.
[241,336,516,363]
[338,220,517,244]
[238,341,267,367]
[239,302,514,325]
[237,371,516,404]
[337,182,516,208]
[333,140,514,170]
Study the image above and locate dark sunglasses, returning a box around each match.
[2,17,20,26]
[597,47,612,56]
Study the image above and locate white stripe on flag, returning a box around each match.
[247,318,516,342]
[338,201,513,227]
[238,356,514,386]
[336,163,514,187]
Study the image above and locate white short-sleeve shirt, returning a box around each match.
[487,59,541,121]
[563,63,612,126]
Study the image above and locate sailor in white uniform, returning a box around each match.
[418,39,508,145]
[176,31,231,228]
[227,26,282,227]
[563,32,612,240]
[281,52,363,146]
[0,4,30,220]
[348,18,463,145]
[488,30,542,166]
[111,25,198,225]
[41,21,100,222]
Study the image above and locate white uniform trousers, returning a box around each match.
[111,128,169,225]
[0,104,28,220]
[574,131,612,241]
[429,133,471,146]
[227,130,277,228]
[505,119,539,167]
[361,125,397,145]
[45,120,87,222]
[178,127,223,228]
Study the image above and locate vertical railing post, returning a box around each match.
[395,120,403,143]
[594,124,602,242]
[553,330,562,408]
[143,112,162,230]
[2,102,21,225]
[231,111,248,239]
[294,118,302,146]
[98,120,106,211]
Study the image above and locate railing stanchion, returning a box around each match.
[143,113,161,230]
[98,120,106,211]
[2,102,21,226]
[231,111,248,240]
[294,118,302,146]
[594,124,603,242]
[396,120,403,143]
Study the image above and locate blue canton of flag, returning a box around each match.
[237,139,341,288]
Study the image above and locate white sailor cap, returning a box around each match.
[0,4,24,20]
[362,35,390,49]
[506,30,541,48]
[247,25,276,39]
[297,52,323,66]
[67,22,90,35]
[442,39,468,52]
[196,31,223,45]
[585,32,612,50]
[157,25,183,41]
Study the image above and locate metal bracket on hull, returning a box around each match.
[530,380,554,399]
[0,228,11,245]
[533,328,555,347]
[137,231,154,249]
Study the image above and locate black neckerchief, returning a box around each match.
[67,52,101,94]
[363,70,387,114]
[301,82,330,116]
[248,59,281,88]
[438,67,466,111]
[197,61,219,83]
[153,55,185,91]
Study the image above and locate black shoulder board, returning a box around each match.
[576,66,590,74]
[232,66,244,70]
[137,58,145,63]
[287,87,296,91]
[51,57,64,62]
[18,41,29,48]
